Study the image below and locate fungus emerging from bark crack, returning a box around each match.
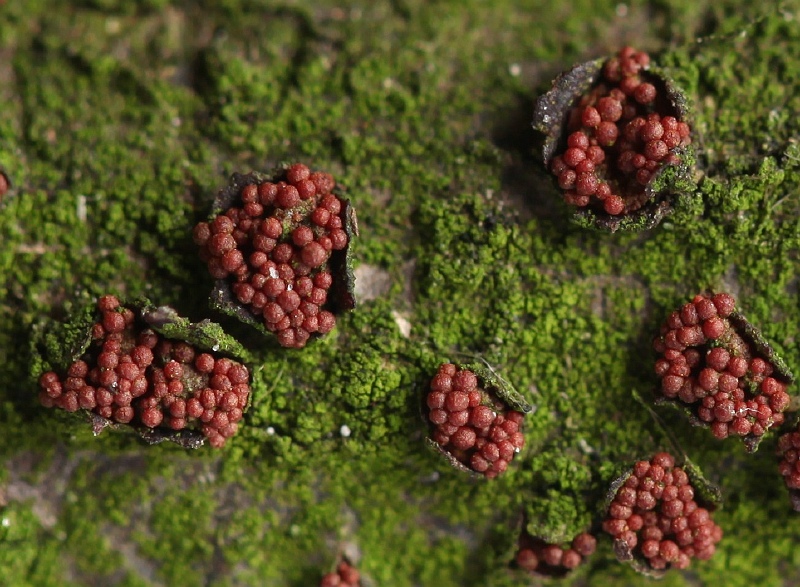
[534,46,695,231]
[515,531,596,577]
[776,429,800,511]
[424,363,532,479]
[779,430,800,489]
[0,171,8,199]
[194,164,357,349]
[653,292,794,451]
[319,560,361,587]
[36,296,250,448]
[603,452,723,575]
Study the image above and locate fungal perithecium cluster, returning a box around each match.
[515,532,596,575]
[193,164,348,349]
[778,431,800,491]
[603,453,722,571]
[426,364,525,478]
[319,561,361,587]
[550,46,691,216]
[653,293,790,443]
[37,296,250,447]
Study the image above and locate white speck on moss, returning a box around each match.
[340,425,351,437]
[76,195,87,223]
[420,471,440,484]
[509,63,521,77]
[392,311,411,338]
[578,438,596,454]
[105,18,121,34]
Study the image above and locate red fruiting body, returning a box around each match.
[603,453,722,571]
[37,298,251,448]
[653,292,792,448]
[547,46,692,217]
[425,364,525,478]
[319,560,361,587]
[777,431,800,493]
[515,531,596,576]
[194,165,351,348]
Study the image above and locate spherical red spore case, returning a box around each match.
[206,170,358,344]
[421,362,532,478]
[30,297,251,449]
[602,455,723,578]
[533,55,696,232]
[654,304,795,453]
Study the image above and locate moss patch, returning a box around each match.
[3,1,800,586]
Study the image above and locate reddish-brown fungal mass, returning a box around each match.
[550,46,691,216]
[426,363,525,479]
[653,293,790,444]
[319,561,361,587]
[37,296,250,448]
[515,532,596,575]
[603,453,723,571]
[777,431,800,491]
[194,164,348,349]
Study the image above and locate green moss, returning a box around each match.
[523,452,595,544]
[0,502,81,587]
[29,301,96,379]
[4,0,800,585]
[135,490,216,585]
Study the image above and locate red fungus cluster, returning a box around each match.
[550,46,691,216]
[778,431,800,490]
[37,296,250,448]
[653,293,790,442]
[515,532,596,575]
[0,172,8,198]
[194,164,348,349]
[603,452,722,571]
[426,363,525,478]
[320,561,360,587]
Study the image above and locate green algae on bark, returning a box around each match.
[4,1,800,586]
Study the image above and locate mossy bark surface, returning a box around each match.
[3,1,800,585]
